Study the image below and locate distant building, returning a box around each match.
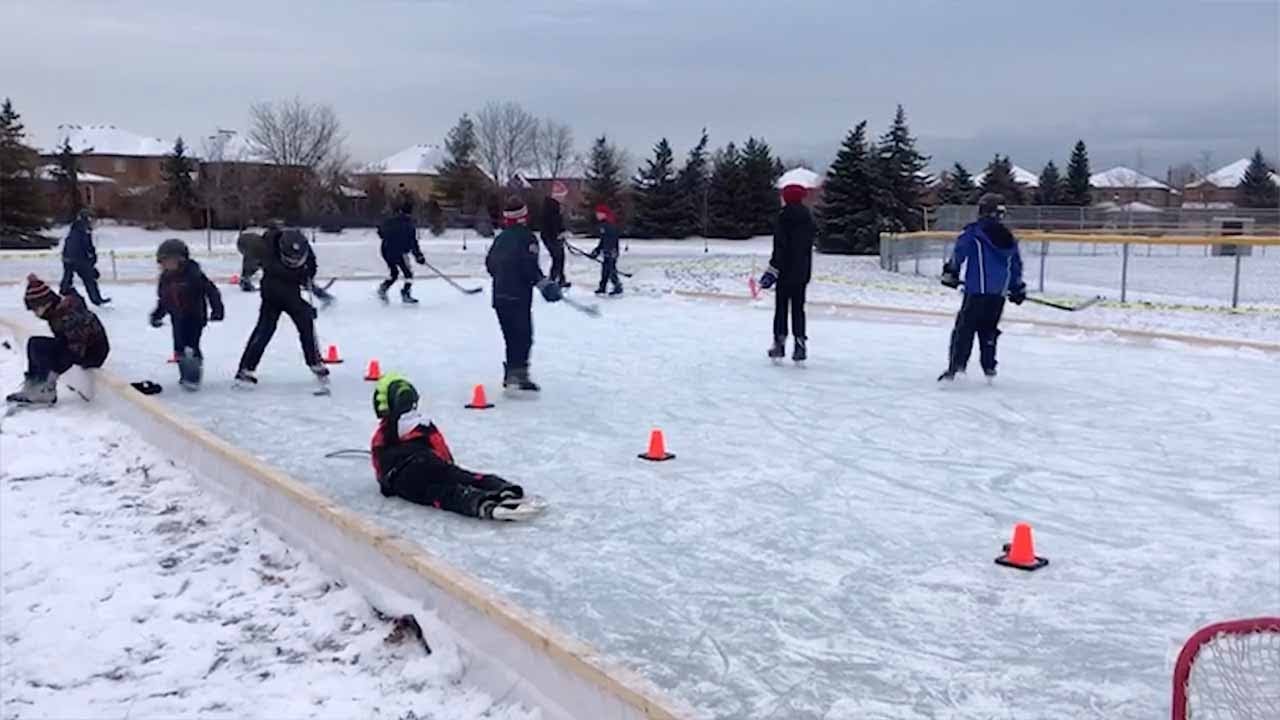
[1089,166,1175,207]
[354,144,447,206]
[33,165,118,213]
[1183,158,1280,208]
[39,124,172,216]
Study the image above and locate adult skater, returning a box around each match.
[759,183,816,362]
[6,274,109,405]
[938,193,1026,381]
[376,201,425,304]
[540,187,569,288]
[150,239,224,390]
[485,195,562,392]
[60,209,110,306]
[235,228,330,391]
[588,203,622,296]
[370,374,537,520]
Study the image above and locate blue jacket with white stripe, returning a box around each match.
[950,217,1024,296]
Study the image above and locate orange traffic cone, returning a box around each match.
[323,344,344,364]
[638,428,675,462]
[995,522,1049,571]
[364,359,382,381]
[465,384,495,409]
[229,273,241,285]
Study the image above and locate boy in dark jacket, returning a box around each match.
[938,193,1026,381]
[376,202,425,304]
[370,374,537,520]
[540,191,569,288]
[588,204,622,296]
[760,184,816,362]
[485,196,562,392]
[235,228,330,391]
[59,209,110,306]
[150,239,225,390]
[6,274,110,405]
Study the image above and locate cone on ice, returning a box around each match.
[229,273,241,285]
[167,352,178,364]
[364,360,382,382]
[323,344,344,364]
[995,522,1049,571]
[465,384,495,410]
[638,428,675,462]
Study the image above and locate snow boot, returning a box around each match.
[6,372,57,405]
[767,335,786,360]
[177,348,203,391]
[377,280,392,304]
[400,283,419,304]
[793,337,807,363]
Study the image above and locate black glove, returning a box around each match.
[539,281,563,303]
[940,261,960,289]
[413,251,425,265]
[1008,284,1027,305]
[210,307,225,322]
[149,311,164,328]
[759,269,778,290]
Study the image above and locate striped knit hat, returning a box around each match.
[23,274,56,310]
[502,195,528,225]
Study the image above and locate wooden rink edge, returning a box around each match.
[0,315,696,720]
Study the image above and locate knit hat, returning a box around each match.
[594,204,616,224]
[781,184,808,205]
[23,273,56,311]
[502,195,528,224]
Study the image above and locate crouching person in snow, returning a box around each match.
[6,274,110,405]
[150,239,224,390]
[370,374,534,520]
[938,192,1026,382]
[760,183,816,362]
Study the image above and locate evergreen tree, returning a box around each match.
[817,121,881,254]
[50,138,84,219]
[978,155,1026,205]
[874,105,930,231]
[436,114,486,214]
[706,143,751,239]
[1035,161,1063,205]
[674,129,710,237]
[1239,147,1279,208]
[630,138,684,238]
[937,162,976,205]
[162,137,199,219]
[581,134,625,221]
[1063,140,1092,206]
[0,98,45,231]
[740,137,779,236]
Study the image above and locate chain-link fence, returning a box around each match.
[881,232,1280,309]
[931,205,1280,235]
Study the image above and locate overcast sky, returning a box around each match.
[3,0,1277,176]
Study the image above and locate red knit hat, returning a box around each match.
[23,273,56,311]
[594,204,616,223]
[781,184,808,205]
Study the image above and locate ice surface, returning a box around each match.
[18,272,1277,719]
[0,342,538,720]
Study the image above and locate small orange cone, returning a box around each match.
[364,359,382,381]
[465,384,495,409]
[229,273,241,285]
[323,344,344,364]
[995,522,1049,571]
[638,428,675,462]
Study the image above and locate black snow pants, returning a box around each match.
[60,261,106,305]
[545,240,566,285]
[26,336,76,378]
[383,458,520,518]
[381,251,413,286]
[597,255,622,292]
[171,317,205,359]
[773,283,807,339]
[947,294,1006,374]
[237,280,321,371]
[494,301,533,370]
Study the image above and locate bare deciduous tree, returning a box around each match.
[248,97,346,171]
[475,101,537,186]
[532,118,575,179]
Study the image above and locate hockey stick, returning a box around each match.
[419,258,484,295]
[324,448,371,459]
[1023,295,1103,312]
[560,295,601,317]
[564,240,634,278]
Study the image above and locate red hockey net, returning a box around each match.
[1171,617,1280,719]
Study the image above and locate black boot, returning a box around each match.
[377,280,392,304]
[511,365,540,392]
[400,283,418,304]
[792,337,807,362]
[768,335,785,359]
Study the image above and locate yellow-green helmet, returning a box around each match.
[372,373,419,419]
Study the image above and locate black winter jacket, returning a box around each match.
[485,224,544,307]
[377,212,420,257]
[150,259,224,327]
[769,204,816,287]
[62,218,96,264]
[540,198,564,246]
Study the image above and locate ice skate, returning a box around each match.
[400,284,419,305]
[503,365,540,394]
[937,368,964,382]
[983,368,997,384]
[768,335,786,362]
[793,337,807,363]
[482,494,548,522]
[5,373,57,405]
[608,286,623,297]
[310,363,332,396]
[594,286,607,296]
[233,368,258,388]
[177,348,203,392]
[376,281,391,304]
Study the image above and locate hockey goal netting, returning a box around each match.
[1171,617,1280,719]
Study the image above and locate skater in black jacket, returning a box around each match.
[59,209,110,306]
[6,274,109,406]
[235,229,329,389]
[485,196,562,392]
[588,203,622,296]
[540,191,569,287]
[376,202,425,304]
[150,239,224,390]
[759,184,816,361]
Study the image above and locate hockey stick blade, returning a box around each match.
[418,258,483,295]
[1024,295,1103,312]
[561,296,601,317]
[565,241,634,278]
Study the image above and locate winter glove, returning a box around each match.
[940,261,961,289]
[148,310,164,328]
[538,280,563,303]
[1008,284,1027,305]
[413,250,425,265]
[759,268,778,290]
[210,307,225,322]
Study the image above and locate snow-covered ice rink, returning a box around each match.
[8,267,1276,719]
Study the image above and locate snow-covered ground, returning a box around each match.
[6,274,1276,719]
[0,339,538,720]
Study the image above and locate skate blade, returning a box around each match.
[180,381,200,393]
[491,495,549,521]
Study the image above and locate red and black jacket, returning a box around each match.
[370,420,455,496]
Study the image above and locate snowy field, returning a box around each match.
[5,272,1276,719]
[0,341,537,719]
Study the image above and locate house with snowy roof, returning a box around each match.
[41,124,173,195]
[354,144,448,206]
[1089,166,1175,207]
[1182,158,1280,209]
